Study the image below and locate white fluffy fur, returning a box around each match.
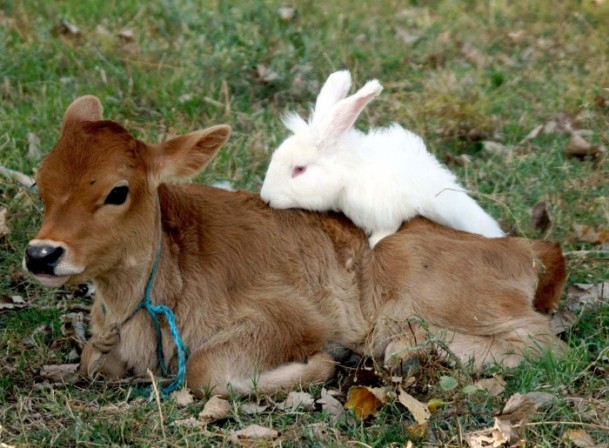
[260,70,505,247]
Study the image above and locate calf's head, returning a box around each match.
[24,95,231,287]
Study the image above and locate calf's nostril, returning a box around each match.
[25,244,65,274]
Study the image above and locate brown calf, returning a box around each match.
[24,96,566,397]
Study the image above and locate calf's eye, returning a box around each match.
[104,185,129,205]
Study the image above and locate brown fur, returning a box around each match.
[29,96,567,397]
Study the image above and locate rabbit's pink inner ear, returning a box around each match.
[319,94,376,144]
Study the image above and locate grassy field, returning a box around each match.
[1,0,608,446]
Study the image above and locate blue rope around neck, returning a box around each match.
[134,223,189,396]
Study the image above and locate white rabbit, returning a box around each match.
[260,70,505,247]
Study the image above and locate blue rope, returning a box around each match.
[133,217,189,396]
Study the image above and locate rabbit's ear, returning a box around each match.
[317,79,383,147]
[310,70,352,128]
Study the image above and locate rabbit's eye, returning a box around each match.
[292,166,306,177]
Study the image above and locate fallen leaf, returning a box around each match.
[171,388,194,407]
[23,324,49,346]
[525,391,555,409]
[344,386,384,420]
[566,133,606,160]
[531,201,551,232]
[406,422,428,441]
[232,424,279,440]
[256,64,280,83]
[395,27,421,45]
[500,393,536,423]
[496,393,536,443]
[117,29,134,42]
[520,124,543,143]
[397,388,431,424]
[444,153,472,167]
[0,208,9,236]
[460,42,489,68]
[550,309,578,334]
[0,165,35,188]
[565,282,609,311]
[60,312,87,348]
[317,388,354,426]
[465,418,510,447]
[57,19,81,38]
[27,132,41,160]
[565,428,599,448]
[240,402,268,415]
[277,6,296,21]
[198,396,232,424]
[573,224,609,245]
[39,364,79,383]
[483,140,512,156]
[474,376,506,396]
[0,295,26,310]
[277,391,315,411]
[172,417,202,428]
[439,375,459,391]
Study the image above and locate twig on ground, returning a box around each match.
[147,369,167,442]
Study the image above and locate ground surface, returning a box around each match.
[1,1,608,446]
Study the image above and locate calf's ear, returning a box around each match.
[156,125,231,181]
[61,95,104,134]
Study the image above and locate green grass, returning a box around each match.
[1,0,609,446]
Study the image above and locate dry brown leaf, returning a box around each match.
[531,201,551,232]
[0,165,35,188]
[566,133,606,160]
[57,19,81,37]
[277,6,296,21]
[397,388,431,424]
[232,424,279,440]
[474,376,506,396]
[565,282,609,311]
[256,64,280,83]
[465,418,510,448]
[26,132,41,160]
[117,29,134,42]
[198,396,232,424]
[573,224,609,245]
[444,153,472,167]
[277,391,315,411]
[405,422,428,441]
[500,393,536,423]
[344,386,384,420]
[60,312,87,348]
[0,208,9,237]
[39,364,79,383]
[240,402,268,415]
[0,295,26,311]
[317,388,354,426]
[172,417,202,428]
[520,124,543,143]
[565,428,599,448]
[495,393,536,444]
[525,391,555,409]
[395,27,421,45]
[460,42,489,68]
[550,309,578,334]
[171,388,194,407]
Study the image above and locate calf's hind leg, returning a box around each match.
[186,348,335,397]
[185,294,336,397]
